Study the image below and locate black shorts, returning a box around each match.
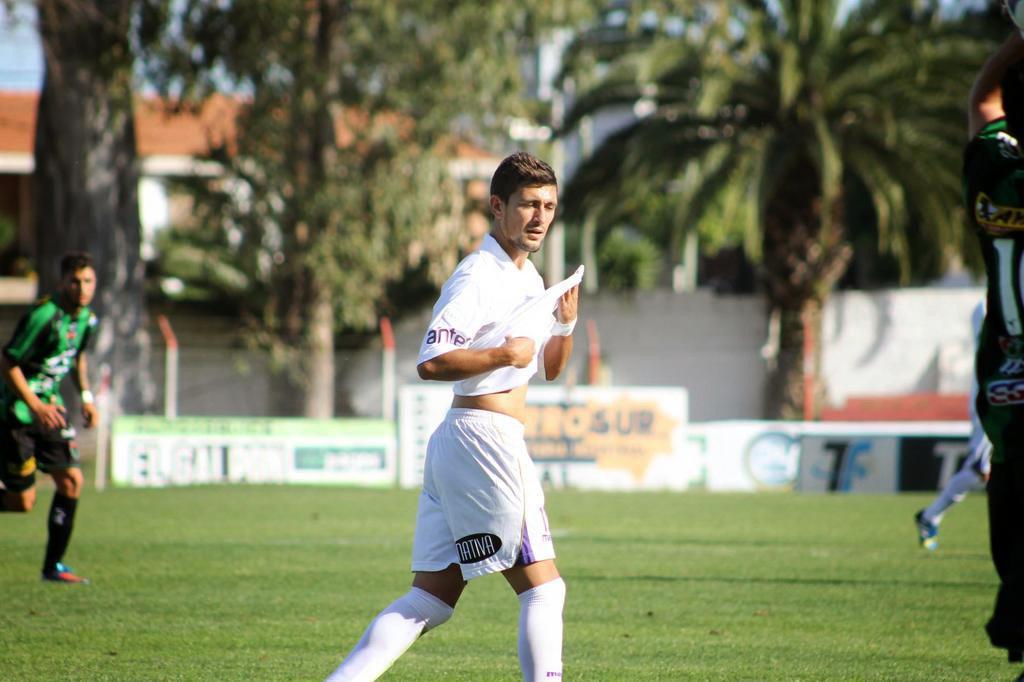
[0,422,79,492]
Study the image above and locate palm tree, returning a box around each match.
[558,0,994,418]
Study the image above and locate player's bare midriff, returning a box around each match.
[452,384,530,423]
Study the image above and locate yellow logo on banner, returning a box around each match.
[523,397,678,481]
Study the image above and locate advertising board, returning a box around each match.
[110,407,972,495]
[795,423,971,494]
[398,384,691,490]
[111,416,396,487]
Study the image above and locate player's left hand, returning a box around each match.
[556,284,579,324]
[82,402,98,429]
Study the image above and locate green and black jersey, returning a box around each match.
[0,296,98,426]
[964,118,1024,461]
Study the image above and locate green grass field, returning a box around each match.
[0,483,1010,681]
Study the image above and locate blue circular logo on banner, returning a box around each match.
[745,432,799,489]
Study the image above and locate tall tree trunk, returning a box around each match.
[32,0,152,416]
[760,157,850,420]
[297,0,344,418]
[305,282,334,418]
[764,299,823,420]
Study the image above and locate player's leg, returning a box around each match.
[325,565,462,682]
[921,464,983,526]
[37,427,88,583]
[0,424,38,512]
[326,441,462,682]
[41,466,86,581]
[412,563,467,607]
[986,457,1024,657]
[0,486,35,511]
[504,477,564,682]
[975,437,994,480]
[916,439,991,548]
[504,559,565,682]
[498,423,564,682]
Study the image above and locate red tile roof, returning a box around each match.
[136,95,239,157]
[0,91,36,154]
[0,91,240,157]
[0,91,497,162]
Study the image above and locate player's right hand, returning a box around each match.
[503,336,536,368]
[82,402,98,429]
[32,402,67,430]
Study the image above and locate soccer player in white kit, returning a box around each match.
[915,300,993,550]
[326,152,579,681]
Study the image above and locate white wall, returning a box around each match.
[139,177,170,261]
[821,287,984,405]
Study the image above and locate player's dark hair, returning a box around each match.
[1002,60,1024,139]
[60,252,94,276]
[489,152,557,205]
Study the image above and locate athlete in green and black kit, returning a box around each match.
[964,30,1024,668]
[0,252,99,584]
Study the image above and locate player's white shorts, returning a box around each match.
[411,407,555,580]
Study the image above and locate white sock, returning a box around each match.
[325,587,453,682]
[923,468,982,525]
[517,578,566,681]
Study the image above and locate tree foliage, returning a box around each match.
[142,0,592,416]
[559,0,997,417]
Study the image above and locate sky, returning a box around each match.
[0,2,42,91]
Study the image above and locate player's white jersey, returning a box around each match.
[416,234,583,396]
